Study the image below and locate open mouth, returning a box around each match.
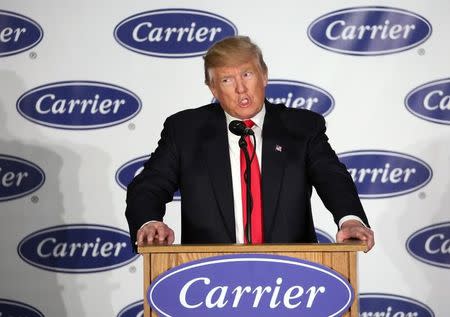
[239,96,250,107]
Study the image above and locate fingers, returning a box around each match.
[364,228,375,251]
[336,223,375,252]
[136,221,175,246]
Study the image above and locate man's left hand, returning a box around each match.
[336,220,375,252]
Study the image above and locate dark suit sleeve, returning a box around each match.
[305,115,369,227]
[125,116,180,247]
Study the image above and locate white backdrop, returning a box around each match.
[0,1,449,316]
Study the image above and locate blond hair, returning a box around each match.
[203,35,267,85]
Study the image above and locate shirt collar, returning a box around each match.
[224,104,266,129]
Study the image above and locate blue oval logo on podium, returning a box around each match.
[18,224,139,273]
[308,7,432,55]
[360,293,434,317]
[406,222,450,269]
[405,78,450,125]
[114,8,237,58]
[266,80,334,116]
[339,150,432,198]
[0,10,43,57]
[17,81,141,130]
[0,299,44,317]
[116,155,181,200]
[0,154,45,202]
[117,300,143,317]
[148,254,353,316]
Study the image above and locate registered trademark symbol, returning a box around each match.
[29,51,37,59]
[417,48,425,56]
[31,195,39,203]
[129,265,136,273]
[128,123,136,130]
[418,192,426,199]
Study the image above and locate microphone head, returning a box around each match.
[229,120,246,136]
[229,120,254,136]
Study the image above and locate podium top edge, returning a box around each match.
[138,241,368,254]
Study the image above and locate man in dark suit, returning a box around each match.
[125,35,374,251]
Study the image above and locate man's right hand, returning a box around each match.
[136,221,175,246]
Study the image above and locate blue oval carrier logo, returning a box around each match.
[266,80,334,116]
[0,298,44,317]
[315,228,334,243]
[0,10,43,57]
[360,293,434,317]
[405,78,450,125]
[17,81,142,130]
[308,6,432,56]
[117,300,143,317]
[18,224,139,273]
[148,254,353,317]
[406,222,450,269]
[116,156,181,200]
[114,8,237,58]
[0,154,45,202]
[339,150,432,198]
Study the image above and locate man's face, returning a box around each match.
[208,58,268,119]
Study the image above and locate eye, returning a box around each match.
[221,77,233,85]
[243,71,253,79]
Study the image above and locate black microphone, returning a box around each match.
[229,120,254,136]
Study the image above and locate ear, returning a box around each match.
[263,71,268,87]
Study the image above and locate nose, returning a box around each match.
[235,77,247,94]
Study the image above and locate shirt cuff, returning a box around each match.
[338,215,366,229]
[140,220,159,229]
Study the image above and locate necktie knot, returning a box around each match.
[243,119,255,129]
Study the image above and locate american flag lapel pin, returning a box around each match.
[275,144,282,152]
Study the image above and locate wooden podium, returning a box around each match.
[138,241,367,317]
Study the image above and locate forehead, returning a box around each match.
[211,59,262,76]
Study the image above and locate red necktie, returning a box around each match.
[240,120,264,243]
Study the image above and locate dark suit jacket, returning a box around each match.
[125,101,368,246]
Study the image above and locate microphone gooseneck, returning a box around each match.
[230,120,257,244]
[239,135,253,244]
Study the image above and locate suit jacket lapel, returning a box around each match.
[203,106,236,241]
[262,102,287,239]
